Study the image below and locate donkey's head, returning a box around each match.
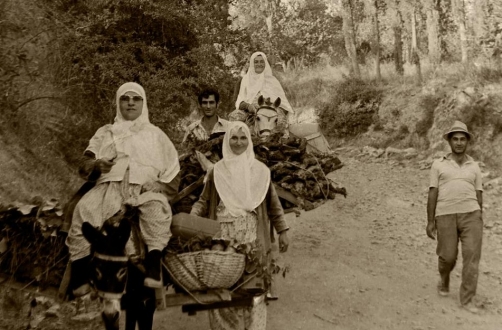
[255,95,281,139]
[82,220,131,330]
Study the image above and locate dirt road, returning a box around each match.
[2,149,502,329]
[157,150,502,330]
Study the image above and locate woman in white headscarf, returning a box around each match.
[66,82,180,294]
[231,52,293,129]
[190,121,290,330]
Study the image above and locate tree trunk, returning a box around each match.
[342,0,360,77]
[392,0,404,75]
[452,0,468,63]
[411,11,422,85]
[426,0,441,65]
[372,0,381,80]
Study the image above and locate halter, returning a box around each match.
[94,252,129,262]
[91,252,130,299]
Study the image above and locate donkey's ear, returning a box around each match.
[82,222,104,247]
[258,95,264,106]
[274,97,281,108]
[116,220,131,247]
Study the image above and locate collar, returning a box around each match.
[441,153,474,164]
[196,116,226,127]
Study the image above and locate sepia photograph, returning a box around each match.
[0,0,501,329]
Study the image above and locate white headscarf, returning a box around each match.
[111,82,150,138]
[235,51,293,113]
[213,121,271,217]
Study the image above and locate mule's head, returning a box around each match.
[255,95,281,139]
[82,220,131,330]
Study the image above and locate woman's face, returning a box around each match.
[254,55,265,74]
[229,128,249,156]
[119,91,143,121]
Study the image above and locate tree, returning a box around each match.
[369,0,382,80]
[451,0,468,62]
[410,7,422,84]
[425,0,442,65]
[342,0,361,77]
[391,0,405,75]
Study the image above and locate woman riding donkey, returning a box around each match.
[190,121,290,330]
[231,51,294,135]
[66,82,180,298]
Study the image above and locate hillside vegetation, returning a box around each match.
[1,0,501,204]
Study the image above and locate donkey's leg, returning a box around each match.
[137,288,156,330]
[123,298,138,330]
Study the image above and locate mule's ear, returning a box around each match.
[274,97,281,108]
[258,95,264,106]
[82,222,104,247]
[116,220,131,247]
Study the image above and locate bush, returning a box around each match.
[415,94,442,137]
[319,78,382,137]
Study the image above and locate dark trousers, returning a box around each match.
[436,210,483,305]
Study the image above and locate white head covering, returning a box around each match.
[235,51,293,113]
[213,121,271,217]
[111,82,150,138]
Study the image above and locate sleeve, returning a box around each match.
[160,172,181,202]
[475,163,483,191]
[267,183,289,233]
[429,160,440,188]
[235,77,247,110]
[239,101,249,111]
[190,174,212,217]
[85,125,110,156]
[182,127,191,144]
[158,132,181,184]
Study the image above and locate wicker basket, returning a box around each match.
[164,250,246,291]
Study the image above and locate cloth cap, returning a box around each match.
[442,120,473,140]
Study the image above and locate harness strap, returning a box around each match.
[94,252,129,262]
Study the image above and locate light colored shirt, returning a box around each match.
[182,116,229,144]
[86,124,180,186]
[429,153,483,216]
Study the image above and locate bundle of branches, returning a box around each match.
[177,131,346,212]
[0,199,68,288]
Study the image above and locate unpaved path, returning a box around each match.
[157,150,502,330]
[2,149,502,329]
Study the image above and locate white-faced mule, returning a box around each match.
[254,95,282,138]
[81,211,159,330]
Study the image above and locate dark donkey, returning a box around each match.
[81,211,159,330]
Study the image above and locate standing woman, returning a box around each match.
[231,52,294,130]
[190,121,290,330]
[66,82,180,295]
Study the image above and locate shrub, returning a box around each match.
[415,94,442,137]
[319,78,383,137]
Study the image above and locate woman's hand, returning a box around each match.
[247,103,258,114]
[95,158,115,174]
[278,231,289,253]
[141,181,164,194]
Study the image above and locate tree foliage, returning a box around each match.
[50,0,238,157]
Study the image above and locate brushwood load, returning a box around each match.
[175,129,346,214]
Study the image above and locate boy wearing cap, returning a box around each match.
[426,120,483,313]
